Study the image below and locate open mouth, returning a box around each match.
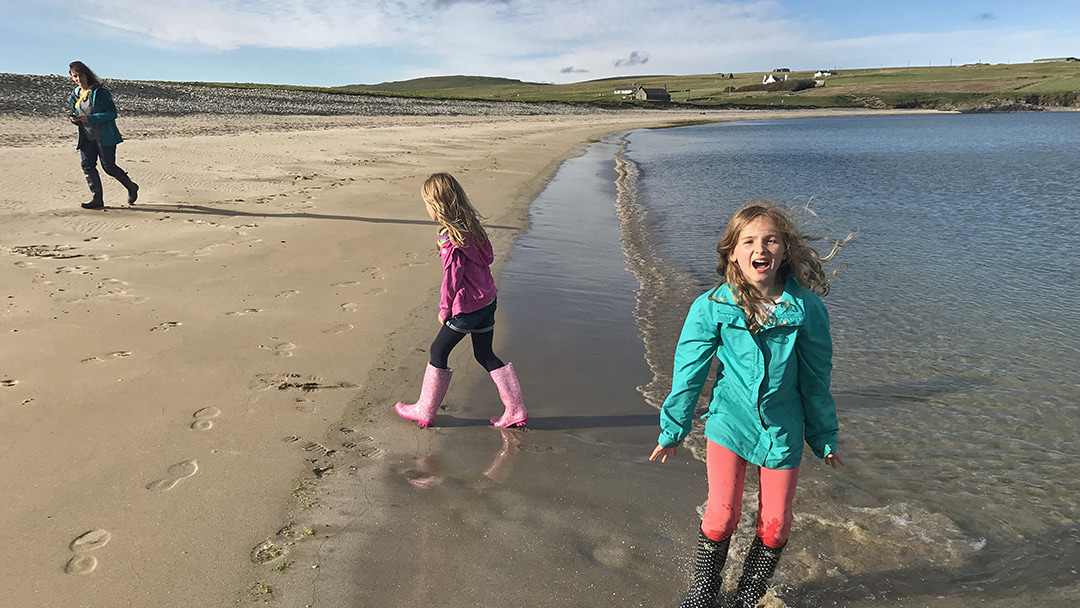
[752,259,771,271]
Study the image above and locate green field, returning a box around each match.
[204,61,1080,111]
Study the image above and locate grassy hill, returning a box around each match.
[331,61,1080,110]
[181,61,1080,111]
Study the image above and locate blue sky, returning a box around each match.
[2,0,1077,86]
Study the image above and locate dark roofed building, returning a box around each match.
[635,87,670,102]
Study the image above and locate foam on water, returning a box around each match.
[613,114,1080,605]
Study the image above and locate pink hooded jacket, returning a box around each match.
[437,228,497,320]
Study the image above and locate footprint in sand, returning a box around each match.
[56,265,93,275]
[64,528,111,575]
[97,277,126,288]
[275,289,299,298]
[360,446,385,459]
[191,406,221,430]
[146,459,198,491]
[70,529,111,552]
[273,342,296,357]
[1,379,18,387]
[64,554,98,575]
[302,442,335,457]
[341,302,357,312]
[150,321,182,332]
[323,323,354,334]
[81,351,133,364]
[226,308,262,316]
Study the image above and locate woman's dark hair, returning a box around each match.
[69,61,101,88]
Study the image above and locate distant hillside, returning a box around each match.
[8,63,1071,116]
[342,75,547,93]
[333,62,1080,111]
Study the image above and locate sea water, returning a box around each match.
[612,112,1080,605]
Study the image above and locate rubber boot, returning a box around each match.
[680,530,730,608]
[115,171,139,204]
[394,363,453,428]
[81,171,104,209]
[732,536,784,608]
[488,363,528,428]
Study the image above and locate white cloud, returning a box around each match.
[51,0,1080,82]
[66,0,808,80]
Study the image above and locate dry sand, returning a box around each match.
[1,107,913,608]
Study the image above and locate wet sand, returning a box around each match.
[268,132,715,607]
[0,108,922,608]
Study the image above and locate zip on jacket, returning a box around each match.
[658,278,838,469]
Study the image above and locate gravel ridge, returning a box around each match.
[1,73,605,118]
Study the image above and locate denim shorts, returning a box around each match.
[445,299,496,334]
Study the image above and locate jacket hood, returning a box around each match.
[458,237,495,266]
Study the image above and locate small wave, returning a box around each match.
[614,140,711,449]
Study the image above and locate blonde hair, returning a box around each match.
[713,199,853,332]
[422,173,489,248]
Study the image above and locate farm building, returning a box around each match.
[635,87,670,102]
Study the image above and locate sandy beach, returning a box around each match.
[1,105,928,608]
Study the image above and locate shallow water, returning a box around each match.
[615,112,1080,605]
[342,114,1079,608]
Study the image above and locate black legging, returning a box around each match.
[429,325,505,372]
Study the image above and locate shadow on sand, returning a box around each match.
[122,203,518,230]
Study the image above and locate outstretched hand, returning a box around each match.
[824,453,845,468]
[650,444,677,463]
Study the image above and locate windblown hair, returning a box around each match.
[69,61,101,88]
[422,173,489,248]
[712,198,854,332]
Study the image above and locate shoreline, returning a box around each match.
[0,110,736,608]
[0,107,947,608]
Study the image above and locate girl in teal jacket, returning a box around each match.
[650,199,850,608]
[68,61,138,209]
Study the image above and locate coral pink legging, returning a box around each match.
[701,440,799,549]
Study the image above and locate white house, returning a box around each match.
[763,73,788,84]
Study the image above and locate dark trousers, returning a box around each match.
[80,141,129,182]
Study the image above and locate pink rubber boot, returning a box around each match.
[488,363,528,428]
[395,363,452,428]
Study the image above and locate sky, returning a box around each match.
[2,0,1078,87]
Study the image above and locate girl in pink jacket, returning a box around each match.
[395,173,528,429]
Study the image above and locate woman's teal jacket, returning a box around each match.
[657,278,838,469]
[68,86,124,149]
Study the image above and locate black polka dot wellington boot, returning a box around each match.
[680,530,730,608]
[731,536,784,608]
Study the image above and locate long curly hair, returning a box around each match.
[713,199,853,332]
[422,173,489,248]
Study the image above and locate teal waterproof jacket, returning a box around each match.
[68,86,124,149]
[658,278,838,469]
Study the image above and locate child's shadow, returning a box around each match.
[435,413,656,430]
